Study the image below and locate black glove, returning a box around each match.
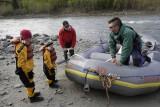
[15,69,20,75]
[28,71,34,79]
[15,68,22,75]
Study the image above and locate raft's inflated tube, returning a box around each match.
[153,52,160,62]
[90,52,111,61]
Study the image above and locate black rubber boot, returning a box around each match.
[29,96,44,103]
[69,49,74,56]
[34,92,41,97]
[64,50,68,61]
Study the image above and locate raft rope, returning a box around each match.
[83,68,118,107]
[99,74,117,107]
[96,67,117,107]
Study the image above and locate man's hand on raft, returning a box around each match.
[110,58,122,66]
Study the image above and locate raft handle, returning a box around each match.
[83,84,90,93]
[83,68,91,93]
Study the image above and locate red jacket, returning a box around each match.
[58,26,76,48]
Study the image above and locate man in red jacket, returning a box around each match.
[58,21,76,61]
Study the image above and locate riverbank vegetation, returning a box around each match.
[0,0,160,16]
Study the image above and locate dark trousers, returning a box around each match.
[123,47,145,67]
[43,64,56,81]
[63,42,74,60]
[16,68,35,88]
[64,49,74,60]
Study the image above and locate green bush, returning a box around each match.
[0,0,160,15]
[0,3,13,16]
[67,0,160,11]
[21,0,67,13]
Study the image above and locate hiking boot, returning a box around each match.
[29,96,44,103]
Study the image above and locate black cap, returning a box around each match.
[63,20,69,26]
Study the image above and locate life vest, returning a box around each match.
[26,44,34,60]
[16,43,34,73]
[42,46,57,70]
[49,47,57,63]
[44,47,57,63]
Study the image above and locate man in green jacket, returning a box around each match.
[108,17,151,66]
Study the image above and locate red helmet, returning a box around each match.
[20,29,32,40]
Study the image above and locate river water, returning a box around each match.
[0,15,160,42]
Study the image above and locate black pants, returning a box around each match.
[63,42,74,60]
[43,64,56,81]
[123,47,145,67]
[64,49,74,60]
[16,68,35,88]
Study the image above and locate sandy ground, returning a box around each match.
[0,40,160,107]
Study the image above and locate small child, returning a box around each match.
[11,30,43,103]
[40,41,59,88]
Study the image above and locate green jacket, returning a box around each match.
[108,24,141,64]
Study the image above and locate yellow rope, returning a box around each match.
[99,74,117,107]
